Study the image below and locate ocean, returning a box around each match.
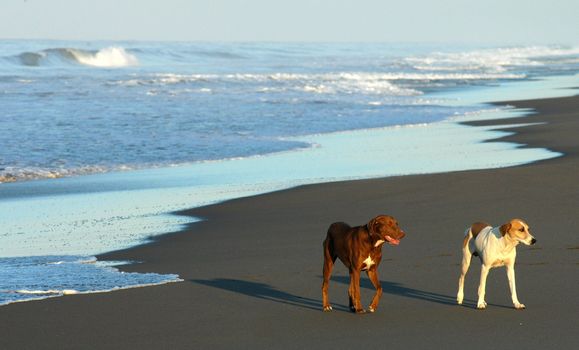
[1,41,578,305]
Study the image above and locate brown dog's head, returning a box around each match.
[499,218,536,246]
[368,215,406,246]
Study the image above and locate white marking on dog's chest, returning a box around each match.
[362,255,375,270]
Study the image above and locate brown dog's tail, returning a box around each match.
[322,236,333,262]
[324,222,349,262]
[326,222,350,240]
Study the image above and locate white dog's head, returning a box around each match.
[500,219,536,246]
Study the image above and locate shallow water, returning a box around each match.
[2,42,578,182]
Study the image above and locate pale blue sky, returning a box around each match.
[1,0,578,44]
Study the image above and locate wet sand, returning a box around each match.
[1,95,578,349]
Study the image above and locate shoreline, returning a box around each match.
[0,104,559,260]
[97,94,579,272]
[1,94,576,349]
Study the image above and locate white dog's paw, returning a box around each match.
[476,301,487,310]
[457,293,463,305]
[514,303,526,310]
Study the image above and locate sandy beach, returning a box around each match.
[1,94,578,349]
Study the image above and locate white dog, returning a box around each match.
[457,219,536,309]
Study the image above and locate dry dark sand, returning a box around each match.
[1,95,579,349]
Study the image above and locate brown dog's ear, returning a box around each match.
[499,223,511,236]
[367,217,379,234]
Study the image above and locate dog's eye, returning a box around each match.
[519,227,525,232]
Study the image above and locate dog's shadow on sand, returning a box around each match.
[329,275,459,306]
[330,276,510,310]
[191,276,466,312]
[191,278,332,311]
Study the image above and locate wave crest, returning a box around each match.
[13,47,138,68]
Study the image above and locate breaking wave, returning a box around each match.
[12,46,138,68]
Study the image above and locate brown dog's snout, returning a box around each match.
[386,229,405,245]
[395,230,406,240]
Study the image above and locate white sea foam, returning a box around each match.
[144,71,525,84]
[407,46,579,72]
[0,165,122,183]
[72,47,138,67]
[14,289,78,295]
[113,71,525,97]
[0,255,183,306]
[110,73,423,95]
[1,280,183,305]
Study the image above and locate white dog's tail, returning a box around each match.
[462,227,473,250]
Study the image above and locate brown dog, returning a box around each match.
[322,215,406,313]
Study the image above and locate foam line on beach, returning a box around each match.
[0,279,183,306]
[0,255,182,306]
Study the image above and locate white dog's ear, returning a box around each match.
[499,223,511,236]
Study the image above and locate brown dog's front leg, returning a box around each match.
[367,268,383,312]
[349,269,365,313]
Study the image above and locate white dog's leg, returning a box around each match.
[477,265,490,309]
[507,263,525,309]
[457,250,471,305]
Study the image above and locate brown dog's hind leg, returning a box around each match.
[322,238,335,312]
[348,283,354,311]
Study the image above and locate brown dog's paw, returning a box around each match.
[322,305,333,312]
[354,308,367,314]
